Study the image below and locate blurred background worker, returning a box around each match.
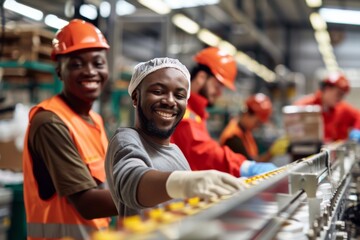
[171,47,277,178]
[219,93,289,163]
[23,19,118,240]
[294,73,360,143]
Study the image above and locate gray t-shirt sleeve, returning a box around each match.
[105,128,191,216]
[105,128,152,216]
[29,110,97,197]
[112,143,151,209]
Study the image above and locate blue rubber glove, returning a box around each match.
[349,129,360,143]
[240,160,277,177]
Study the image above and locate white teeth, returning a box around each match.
[81,81,100,89]
[156,111,174,119]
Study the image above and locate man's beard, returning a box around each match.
[137,100,181,139]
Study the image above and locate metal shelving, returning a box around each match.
[0,61,62,103]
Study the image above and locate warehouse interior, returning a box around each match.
[1,0,360,239]
[2,0,360,127]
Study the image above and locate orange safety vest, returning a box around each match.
[219,118,258,158]
[23,95,109,240]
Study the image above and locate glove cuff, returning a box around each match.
[165,171,186,199]
[240,160,255,177]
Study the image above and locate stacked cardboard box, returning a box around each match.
[0,140,22,171]
[1,27,54,63]
[282,105,323,143]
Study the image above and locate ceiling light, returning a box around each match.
[4,0,43,21]
[168,44,181,54]
[197,29,221,46]
[117,0,136,16]
[258,65,270,77]
[323,56,337,65]
[325,63,338,72]
[305,0,322,8]
[266,72,276,82]
[247,60,261,72]
[100,1,111,18]
[172,14,199,34]
[137,0,170,15]
[257,66,276,82]
[314,30,330,43]
[79,4,98,20]
[235,51,252,65]
[64,0,75,18]
[327,66,340,73]
[100,0,136,17]
[164,0,219,9]
[235,51,276,82]
[310,12,341,73]
[218,41,237,55]
[319,8,360,25]
[309,12,327,30]
[318,43,334,57]
[44,14,69,29]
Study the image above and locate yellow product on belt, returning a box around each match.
[91,230,126,240]
[146,208,180,223]
[122,215,157,234]
[187,197,200,207]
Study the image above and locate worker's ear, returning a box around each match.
[55,62,62,80]
[131,90,138,108]
[191,70,207,92]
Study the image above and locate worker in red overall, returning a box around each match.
[171,47,277,177]
[295,73,360,143]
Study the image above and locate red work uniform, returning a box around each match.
[295,90,360,142]
[171,93,247,177]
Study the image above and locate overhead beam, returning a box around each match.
[220,0,283,63]
[267,0,287,27]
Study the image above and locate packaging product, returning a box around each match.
[282,105,323,143]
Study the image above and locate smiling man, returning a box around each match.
[23,19,118,240]
[105,58,246,217]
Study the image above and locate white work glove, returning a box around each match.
[166,170,247,200]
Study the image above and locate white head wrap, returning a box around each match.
[128,57,191,99]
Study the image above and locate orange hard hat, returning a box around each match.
[194,47,237,91]
[51,19,109,60]
[323,73,350,93]
[246,93,272,123]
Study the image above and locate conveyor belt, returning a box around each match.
[92,141,359,240]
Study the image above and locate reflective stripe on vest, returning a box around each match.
[27,222,106,239]
[183,108,202,123]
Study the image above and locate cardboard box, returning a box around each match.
[0,140,23,171]
[282,105,323,143]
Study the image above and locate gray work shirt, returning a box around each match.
[105,127,190,217]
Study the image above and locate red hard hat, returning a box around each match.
[194,47,237,91]
[323,73,350,93]
[51,19,109,60]
[246,93,272,123]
